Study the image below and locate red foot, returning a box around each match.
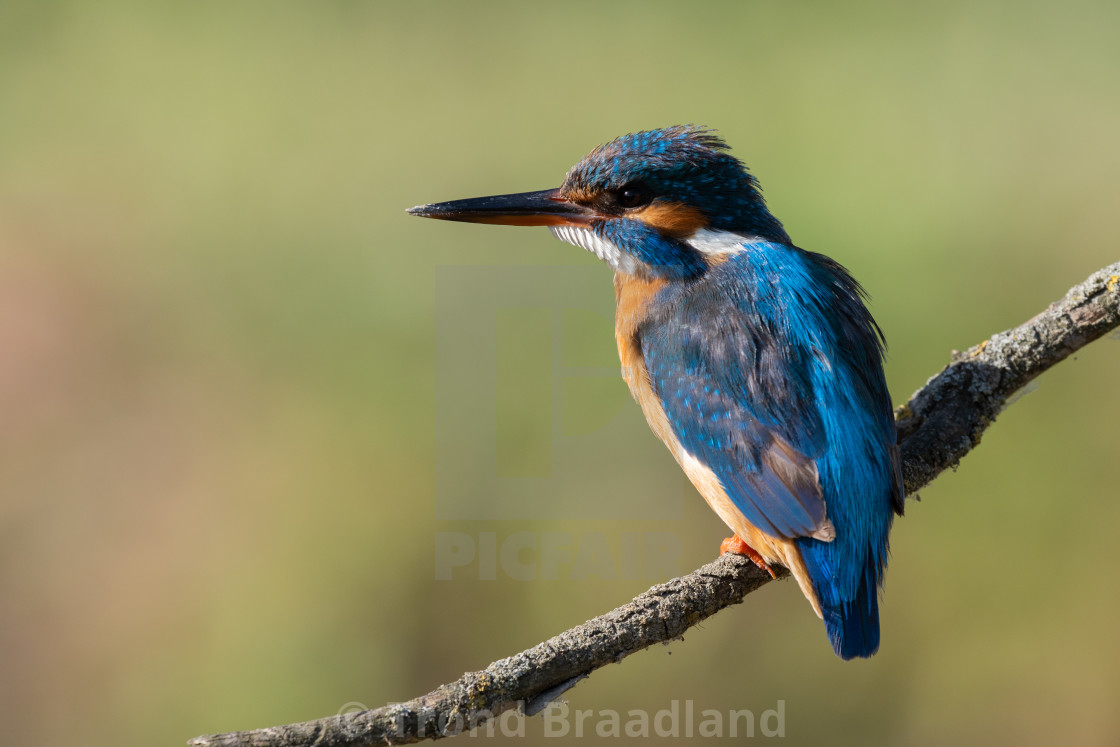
[720,535,777,579]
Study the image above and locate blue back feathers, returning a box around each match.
[639,238,903,659]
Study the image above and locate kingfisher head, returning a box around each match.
[408,126,790,280]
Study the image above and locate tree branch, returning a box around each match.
[190,261,1120,747]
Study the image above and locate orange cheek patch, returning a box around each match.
[632,202,708,238]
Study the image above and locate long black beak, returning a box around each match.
[407,188,593,227]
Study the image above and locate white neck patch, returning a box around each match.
[685,228,753,256]
[549,225,641,275]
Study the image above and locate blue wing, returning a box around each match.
[640,241,900,542]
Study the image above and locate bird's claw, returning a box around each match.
[720,535,777,579]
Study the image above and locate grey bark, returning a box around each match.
[190,261,1120,747]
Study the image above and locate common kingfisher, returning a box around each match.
[408,126,904,659]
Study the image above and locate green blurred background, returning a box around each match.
[2,1,1118,745]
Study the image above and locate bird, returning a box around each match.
[408,126,904,659]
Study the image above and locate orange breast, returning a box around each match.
[614,272,669,434]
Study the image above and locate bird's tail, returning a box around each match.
[798,540,881,660]
[820,572,880,660]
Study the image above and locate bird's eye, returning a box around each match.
[616,186,650,210]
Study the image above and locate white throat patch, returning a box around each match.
[549,225,641,275]
[550,225,754,275]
